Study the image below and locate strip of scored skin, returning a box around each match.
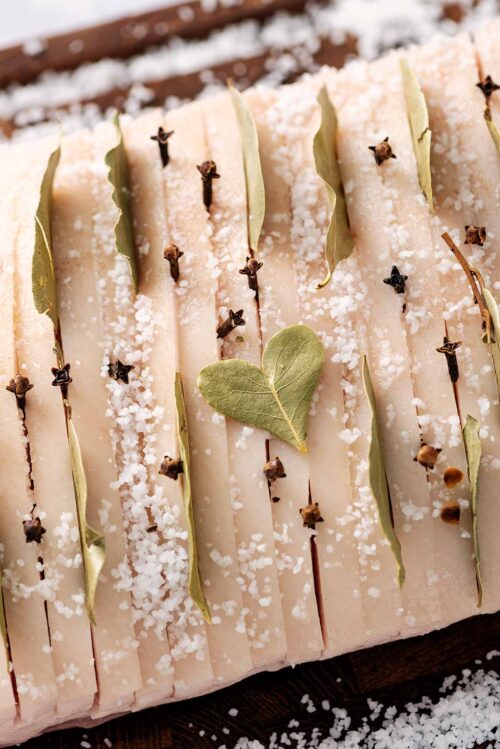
[90,120,177,709]
[245,87,324,664]
[162,100,253,686]
[324,66,442,637]
[51,130,143,715]
[0,142,57,731]
[120,109,213,702]
[362,52,478,625]
[11,136,98,719]
[409,33,500,614]
[267,78,377,655]
[201,92,287,669]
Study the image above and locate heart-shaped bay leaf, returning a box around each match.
[198,324,325,453]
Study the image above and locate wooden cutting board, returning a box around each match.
[2,3,495,746]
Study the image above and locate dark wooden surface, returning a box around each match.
[22,611,500,747]
[4,3,500,746]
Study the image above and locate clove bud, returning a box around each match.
[23,511,46,544]
[239,256,263,294]
[150,127,174,167]
[369,137,397,165]
[440,500,461,524]
[164,242,184,282]
[383,265,408,294]
[300,502,324,529]
[477,75,500,99]
[464,225,486,247]
[217,309,245,339]
[51,363,72,397]
[108,359,134,384]
[159,456,183,480]
[436,337,462,384]
[6,374,34,410]
[443,466,464,489]
[197,160,220,210]
[264,457,286,483]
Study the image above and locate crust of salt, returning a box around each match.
[364,52,479,625]
[120,109,213,702]
[162,100,253,686]
[11,136,98,719]
[200,92,287,668]
[0,143,57,730]
[409,33,500,614]
[245,88,324,663]
[272,79,372,655]
[325,66,442,637]
[51,131,143,715]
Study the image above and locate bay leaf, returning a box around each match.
[400,59,433,211]
[65,401,106,626]
[484,107,500,157]
[0,574,6,648]
[462,414,482,607]
[228,83,265,252]
[32,143,61,329]
[105,113,139,292]
[174,372,211,624]
[313,84,354,289]
[362,355,405,587]
[482,287,500,401]
[198,324,325,453]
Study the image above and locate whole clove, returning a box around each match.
[217,309,245,339]
[440,500,461,525]
[383,265,408,294]
[264,457,286,483]
[23,507,46,544]
[436,337,462,383]
[197,160,220,210]
[108,359,134,384]
[369,137,397,165]
[414,443,442,470]
[239,256,263,294]
[159,455,183,480]
[164,242,184,282]
[476,75,500,99]
[51,363,72,397]
[464,225,486,247]
[271,496,281,503]
[150,127,174,167]
[6,374,34,410]
[300,502,324,529]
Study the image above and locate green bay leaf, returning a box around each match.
[65,402,106,626]
[229,83,265,252]
[485,107,500,157]
[198,324,325,453]
[32,143,61,329]
[174,373,211,624]
[462,414,482,607]
[362,355,405,587]
[313,85,354,289]
[105,113,139,292]
[400,59,433,211]
[482,288,500,402]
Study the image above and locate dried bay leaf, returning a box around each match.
[400,59,433,211]
[174,373,211,624]
[462,414,482,607]
[32,143,60,329]
[485,107,500,157]
[482,288,500,401]
[362,356,405,587]
[0,575,6,648]
[313,85,354,289]
[198,324,325,453]
[229,83,265,252]
[65,402,106,626]
[105,113,139,292]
